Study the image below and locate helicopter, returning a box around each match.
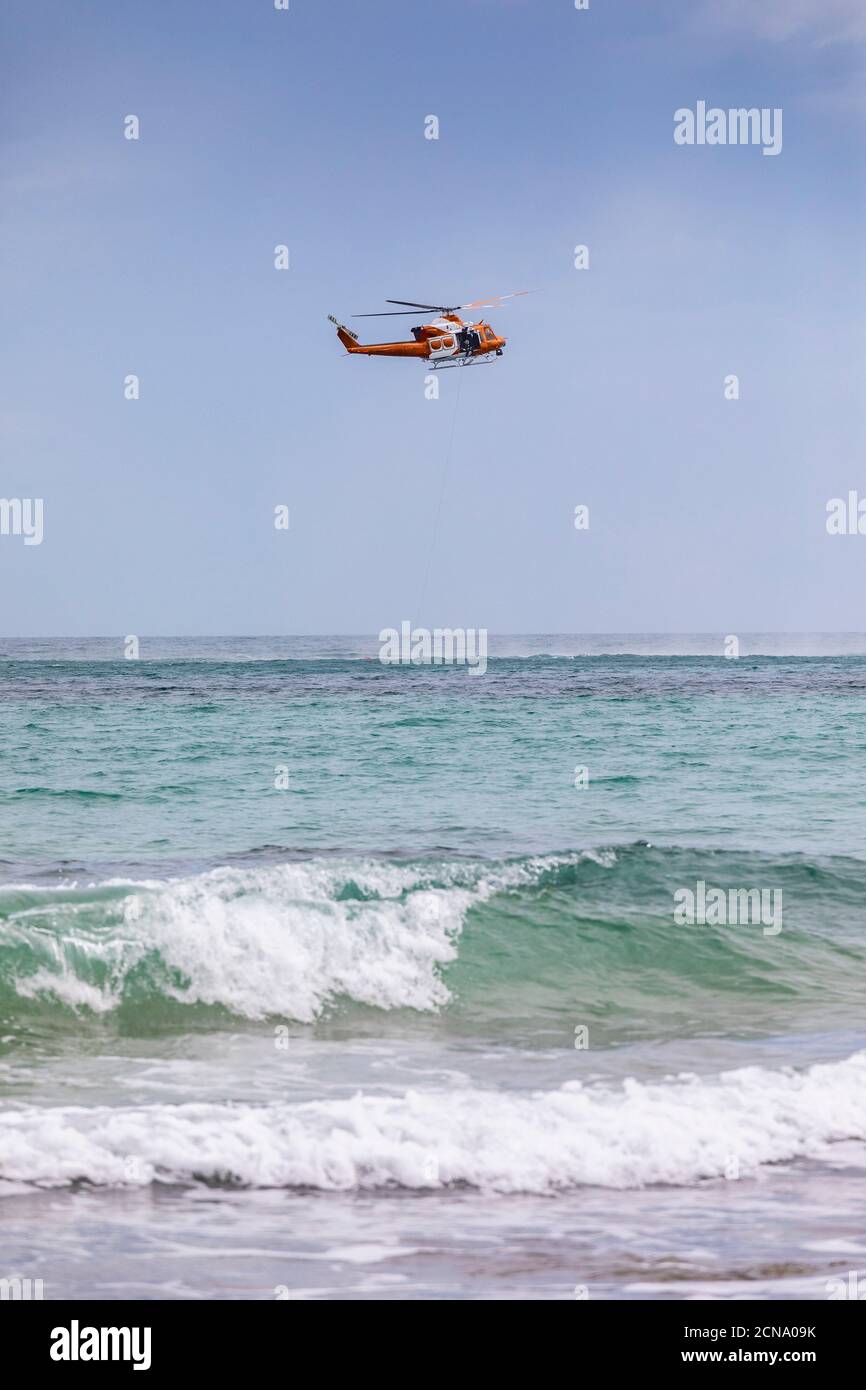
[328,292,529,368]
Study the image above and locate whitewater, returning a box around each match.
[1,638,865,1298]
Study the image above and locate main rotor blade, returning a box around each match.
[356,292,532,316]
[385,300,451,310]
[352,310,445,317]
[458,291,532,310]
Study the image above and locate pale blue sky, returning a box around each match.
[1,0,864,635]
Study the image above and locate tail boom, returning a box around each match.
[328,314,428,357]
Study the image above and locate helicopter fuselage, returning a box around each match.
[330,313,505,363]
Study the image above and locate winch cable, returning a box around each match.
[416,368,464,625]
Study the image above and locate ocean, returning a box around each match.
[1,636,865,1301]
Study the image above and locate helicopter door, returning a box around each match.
[427,335,458,362]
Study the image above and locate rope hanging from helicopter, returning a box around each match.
[416,368,464,625]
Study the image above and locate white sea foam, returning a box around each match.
[14,967,118,1014]
[1,1050,863,1194]
[7,859,488,1020]
[7,853,610,1020]
[118,861,478,1020]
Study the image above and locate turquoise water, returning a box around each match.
[1,638,865,1299]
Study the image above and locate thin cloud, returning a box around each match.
[697,0,866,46]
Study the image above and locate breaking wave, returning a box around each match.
[0,845,863,1034]
[1,1050,864,1194]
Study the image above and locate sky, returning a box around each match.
[1,0,865,636]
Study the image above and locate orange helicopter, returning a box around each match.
[328,292,529,368]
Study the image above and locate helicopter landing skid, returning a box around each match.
[429,352,498,370]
